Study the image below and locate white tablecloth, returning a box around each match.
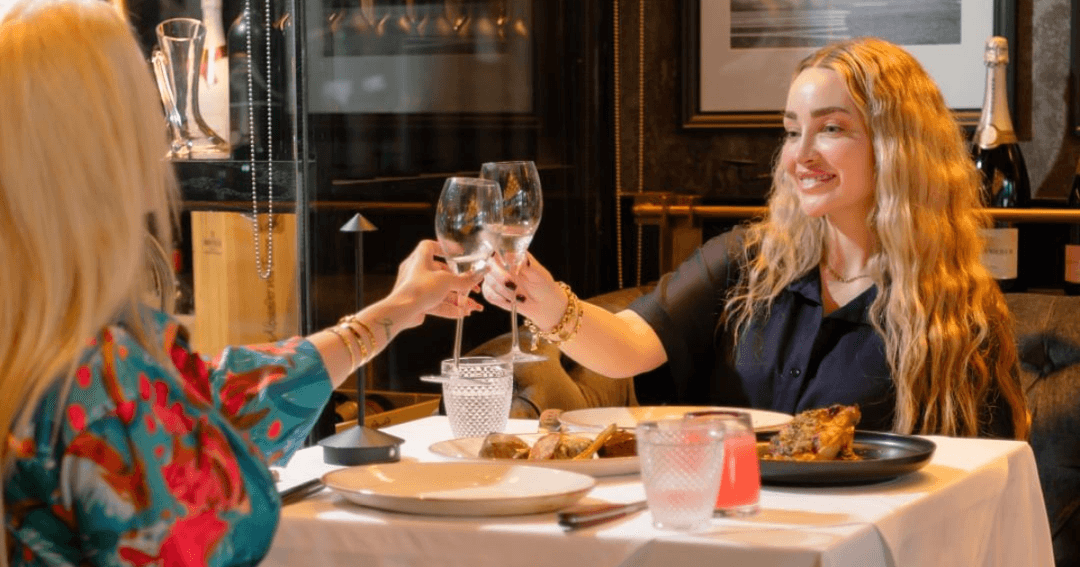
[265,417,1053,567]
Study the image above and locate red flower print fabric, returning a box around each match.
[5,308,332,566]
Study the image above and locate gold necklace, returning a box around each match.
[821,261,870,284]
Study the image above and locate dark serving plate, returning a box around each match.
[756,430,936,487]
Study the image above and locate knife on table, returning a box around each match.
[279,477,325,506]
[557,500,649,530]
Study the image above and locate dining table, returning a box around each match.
[265,415,1054,567]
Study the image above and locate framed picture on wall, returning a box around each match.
[682,0,1017,128]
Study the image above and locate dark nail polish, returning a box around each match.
[506,281,517,291]
[516,294,526,303]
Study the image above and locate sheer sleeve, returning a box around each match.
[626,228,746,402]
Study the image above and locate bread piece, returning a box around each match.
[552,435,592,459]
[478,433,530,459]
[527,432,563,460]
[597,429,637,458]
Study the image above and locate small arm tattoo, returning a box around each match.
[377,318,392,341]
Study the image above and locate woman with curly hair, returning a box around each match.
[484,37,1028,439]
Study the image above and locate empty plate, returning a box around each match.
[322,461,596,516]
[559,406,793,433]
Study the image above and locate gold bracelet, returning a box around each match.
[339,315,377,354]
[328,327,357,370]
[338,323,370,363]
[525,282,580,349]
[561,297,584,344]
[354,319,378,352]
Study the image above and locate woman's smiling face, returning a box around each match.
[781,67,876,223]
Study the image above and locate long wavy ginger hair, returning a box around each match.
[0,0,177,482]
[725,37,1027,439]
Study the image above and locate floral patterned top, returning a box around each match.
[5,309,332,566]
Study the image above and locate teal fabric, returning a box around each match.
[5,308,332,566]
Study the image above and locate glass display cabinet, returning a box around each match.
[124,0,612,441]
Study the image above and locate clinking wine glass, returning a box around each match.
[435,177,502,371]
[479,161,544,363]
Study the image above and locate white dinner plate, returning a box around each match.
[429,432,640,477]
[558,406,794,433]
[321,461,596,516]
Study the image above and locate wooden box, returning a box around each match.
[189,211,298,355]
[334,390,442,433]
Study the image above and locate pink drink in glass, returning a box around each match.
[715,430,761,515]
[685,410,761,517]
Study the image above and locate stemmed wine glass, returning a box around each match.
[434,176,502,371]
[479,160,545,363]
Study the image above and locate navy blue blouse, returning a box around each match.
[628,228,1015,437]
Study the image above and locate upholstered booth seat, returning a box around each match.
[469,287,1080,567]
[1006,293,1080,567]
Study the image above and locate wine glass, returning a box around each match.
[435,176,502,371]
[479,160,544,363]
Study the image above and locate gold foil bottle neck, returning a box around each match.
[984,36,1009,66]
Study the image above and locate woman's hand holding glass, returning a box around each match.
[388,239,485,330]
[481,251,567,337]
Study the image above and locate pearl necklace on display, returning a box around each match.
[246,0,274,280]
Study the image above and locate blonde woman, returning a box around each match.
[0,0,483,564]
[484,37,1028,440]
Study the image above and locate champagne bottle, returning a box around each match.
[1065,163,1080,295]
[971,36,1030,292]
[198,0,229,142]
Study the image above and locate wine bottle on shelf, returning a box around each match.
[1065,163,1080,295]
[971,36,1031,293]
[198,0,229,143]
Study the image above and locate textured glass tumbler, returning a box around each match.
[637,418,726,531]
[441,357,514,439]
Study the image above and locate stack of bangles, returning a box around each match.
[524,282,583,351]
[328,314,378,371]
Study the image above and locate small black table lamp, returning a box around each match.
[319,213,404,465]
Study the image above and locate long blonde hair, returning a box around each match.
[726,38,1027,439]
[0,0,177,479]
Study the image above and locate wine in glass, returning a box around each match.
[434,176,502,371]
[480,160,544,363]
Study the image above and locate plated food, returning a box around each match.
[756,431,937,486]
[429,426,640,477]
[755,404,937,486]
[479,424,637,461]
[763,404,862,462]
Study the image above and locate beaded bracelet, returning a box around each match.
[524,282,582,350]
[328,326,357,370]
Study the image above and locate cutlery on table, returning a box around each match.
[558,500,649,530]
[279,477,325,506]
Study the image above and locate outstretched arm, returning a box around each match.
[482,253,665,379]
[309,239,485,388]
